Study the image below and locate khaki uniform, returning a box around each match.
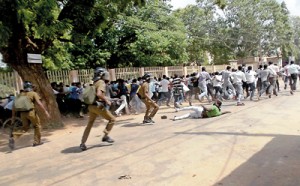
[20,91,42,145]
[81,80,115,144]
[138,82,159,120]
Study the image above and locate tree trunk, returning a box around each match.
[11,62,63,129]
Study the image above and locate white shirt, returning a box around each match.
[283,65,290,76]
[4,100,14,110]
[288,64,300,74]
[160,79,169,92]
[198,71,211,83]
[232,71,246,84]
[212,75,222,87]
[245,70,257,83]
[53,89,59,95]
[221,70,233,83]
[268,64,278,77]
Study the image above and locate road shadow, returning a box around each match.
[175,131,300,186]
[214,135,300,186]
[61,146,84,153]
[61,144,113,154]
[0,137,50,153]
[121,123,153,127]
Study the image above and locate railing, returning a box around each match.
[1,64,241,92]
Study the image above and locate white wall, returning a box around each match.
[0,53,7,68]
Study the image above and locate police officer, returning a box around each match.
[12,81,50,147]
[137,73,159,124]
[80,67,115,151]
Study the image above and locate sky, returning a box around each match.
[170,0,300,17]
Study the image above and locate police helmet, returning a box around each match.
[23,81,33,92]
[142,73,151,81]
[92,67,110,82]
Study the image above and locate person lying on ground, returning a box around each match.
[173,100,231,121]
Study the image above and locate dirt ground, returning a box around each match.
[1,85,300,186]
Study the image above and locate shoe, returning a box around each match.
[268,94,271,98]
[102,136,115,143]
[189,102,192,106]
[290,90,294,95]
[80,143,87,151]
[114,111,121,117]
[143,119,153,124]
[148,118,155,123]
[32,142,44,147]
[237,103,245,106]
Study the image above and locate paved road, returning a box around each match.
[1,88,300,186]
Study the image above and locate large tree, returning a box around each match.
[290,16,300,63]
[0,0,144,127]
[70,1,189,69]
[176,0,294,64]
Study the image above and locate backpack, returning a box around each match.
[82,86,96,104]
[14,93,34,112]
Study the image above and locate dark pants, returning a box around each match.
[158,92,170,105]
[213,86,223,100]
[247,82,256,99]
[290,74,298,91]
[267,77,278,96]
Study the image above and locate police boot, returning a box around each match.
[148,117,155,123]
[143,117,152,124]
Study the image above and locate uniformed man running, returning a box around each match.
[80,67,115,151]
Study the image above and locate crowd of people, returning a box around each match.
[1,61,300,150]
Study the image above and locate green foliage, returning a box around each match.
[0,0,145,67]
[0,0,296,69]
[77,1,189,68]
[177,0,295,64]
[290,16,300,63]
[43,40,74,70]
[124,2,188,67]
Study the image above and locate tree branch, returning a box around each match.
[57,37,72,42]
[25,36,39,49]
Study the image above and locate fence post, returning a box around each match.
[13,70,22,94]
[69,70,79,83]
[109,69,116,81]
[183,66,187,77]
[139,67,144,77]
[164,67,168,77]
